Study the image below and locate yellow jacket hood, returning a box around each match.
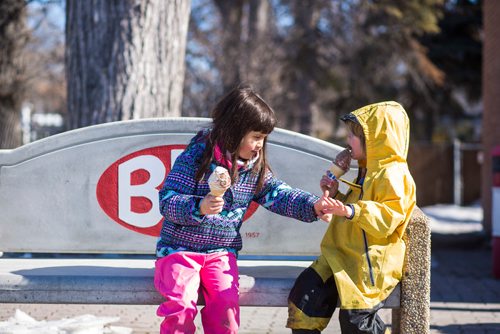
[350,101,410,170]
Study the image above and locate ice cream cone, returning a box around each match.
[327,148,351,181]
[327,163,346,181]
[209,188,227,197]
[208,166,231,197]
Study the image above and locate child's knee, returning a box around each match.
[288,267,337,317]
[157,299,197,314]
[201,295,240,334]
[287,267,337,331]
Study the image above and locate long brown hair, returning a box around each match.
[195,86,277,192]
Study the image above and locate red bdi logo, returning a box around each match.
[96,145,258,237]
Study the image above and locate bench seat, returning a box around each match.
[0,258,400,307]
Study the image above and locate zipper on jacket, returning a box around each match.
[354,180,375,287]
[362,231,375,286]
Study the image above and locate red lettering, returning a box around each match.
[96,145,260,237]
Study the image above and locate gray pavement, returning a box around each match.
[1,205,499,333]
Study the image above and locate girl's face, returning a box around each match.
[347,129,366,160]
[238,131,267,160]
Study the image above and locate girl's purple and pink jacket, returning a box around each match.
[156,130,319,257]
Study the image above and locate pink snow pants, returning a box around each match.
[154,251,240,334]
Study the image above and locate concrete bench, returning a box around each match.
[0,119,430,333]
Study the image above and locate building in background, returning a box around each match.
[21,103,65,144]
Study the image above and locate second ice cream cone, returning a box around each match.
[327,163,346,181]
[327,148,351,181]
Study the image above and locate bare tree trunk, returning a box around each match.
[66,0,191,129]
[248,0,270,46]
[245,0,270,82]
[213,0,244,92]
[283,2,321,135]
[244,0,281,96]
[0,0,28,148]
[0,108,23,149]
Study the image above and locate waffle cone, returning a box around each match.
[209,188,226,197]
[329,163,347,179]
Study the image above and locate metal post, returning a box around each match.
[21,103,32,145]
[492,145,500,279]
[453,139,462,206]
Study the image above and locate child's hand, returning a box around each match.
[326,199,353,218]
[314,190,335,223]
[200,194,225,215]
[320,174,339,197]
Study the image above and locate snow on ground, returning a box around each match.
[421,202,483,234]
[0,309,132,334]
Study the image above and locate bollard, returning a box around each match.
[492,145,500,279]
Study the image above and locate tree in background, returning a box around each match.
[277,1,323,134]
[183,0,281,118]
[66,0,191,129]
[420,0,482,142]
[0,0,29,149]
[321,0,446,141]
[11,0,482,145]
[25,1,66,133]
[184,0,330,133]
[213,0,244,93]
[183,0,451,141]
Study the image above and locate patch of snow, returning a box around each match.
[421,203,483,234]
[0,309,132,334]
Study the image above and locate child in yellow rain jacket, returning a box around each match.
[287,102,417,334]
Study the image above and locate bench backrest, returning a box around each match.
[0,118,355,257]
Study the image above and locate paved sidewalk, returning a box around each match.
[429,247,500,333]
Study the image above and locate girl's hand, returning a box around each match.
[200,194,225,215]
[314,190,336,223]
[320,174,339,197]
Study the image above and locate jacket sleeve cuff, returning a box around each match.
[191,197,206,223]
[347,203,361,221]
